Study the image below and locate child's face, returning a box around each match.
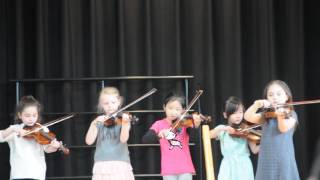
[267,84,288,105]
[18,106,39,126]
[227,106,244,125]
[163,100,184,120]
[99,94,121,114]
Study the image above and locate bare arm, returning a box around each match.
[44,139,61,153]
[0,126,30,141]
[1,126,20,139]
[248,141,260,154]
[85,116,105,145]
[277,110,297,133]
[193,114,201,128]
[244,100,268,124]
[210,125,235,139]
[119,113,131,143]
[0,131,3,142]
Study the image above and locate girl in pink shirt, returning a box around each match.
[142,92,201,180]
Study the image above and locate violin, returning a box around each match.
[258,107,291,119]
[103,113,139,127]
[23,123,70,155]
[171,113,212,130]
[168,90,204,134]
[230,121,262,144]
[258,99,320,119]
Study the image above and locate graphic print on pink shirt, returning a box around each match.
[150,119,195,175]
[165,130,183,150]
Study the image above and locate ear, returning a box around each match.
[18,112,22,119]
[118,96,124,106]
[163,105,166,111]
[223,112,227,119]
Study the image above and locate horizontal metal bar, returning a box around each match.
[46,174,196,179]
[67,143,196,148]
[10,109,193,116]
[40,110,166,115]
[9,75,194,83]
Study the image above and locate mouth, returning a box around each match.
[234,119,242,123]
[26,122,35,126]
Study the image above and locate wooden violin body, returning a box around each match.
[171,113,212,130]
[258,107,291,119]
[231,121,262,144]
[23,123,70,155]
[103,113,139,127]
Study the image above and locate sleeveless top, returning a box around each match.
[255,111,300,180]
[94,122,130,163]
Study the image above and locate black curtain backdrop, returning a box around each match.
[0,0,320,179]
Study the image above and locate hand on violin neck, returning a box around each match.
[192,113,201,127]
[121,113,131,126]
[50,139,61,149]
[275,108,288,120]
[44,139,61,153]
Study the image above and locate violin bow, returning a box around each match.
[238,124,262,132]
[277,99,320,107]
[22,114,75,137]
[104,88,157,120]
[171,90,203,130]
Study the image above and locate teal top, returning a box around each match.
[94,122,130,163]
[216,125,254,180]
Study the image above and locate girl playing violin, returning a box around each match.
[142,92,201,180]
[210,96,259,180]
[0,95,61,180]
[85,87,134,180]
[244,80,300,180]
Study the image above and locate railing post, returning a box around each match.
[185,78,189,106]
[16,82,20,105]
[101,80,105,89]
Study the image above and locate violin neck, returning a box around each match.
[39,131,70,155]
[248,129,262,136]
[40,131,54,141]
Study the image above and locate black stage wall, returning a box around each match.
[0,0,320,179]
